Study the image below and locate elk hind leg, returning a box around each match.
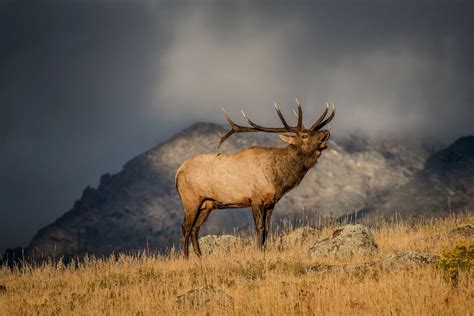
[190,200,214,256]
[181,198,202,258]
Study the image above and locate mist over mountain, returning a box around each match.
[4,123,472,263]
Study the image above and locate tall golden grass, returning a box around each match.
[1,213,473,315]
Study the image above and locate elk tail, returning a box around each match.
[175,167,184,198]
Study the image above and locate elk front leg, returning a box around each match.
[251,203,266,249]
[264,207,274,245]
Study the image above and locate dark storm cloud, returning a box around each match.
[1,0,473,252]
[0,0,176,252]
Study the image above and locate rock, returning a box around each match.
[302,224,378,259]
[383,251,440,269]
[198,235,245,254]
[176,284,234,308]
[450,224,474,237]
[279,227,319,248]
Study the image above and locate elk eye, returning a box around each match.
[302,134,309,139]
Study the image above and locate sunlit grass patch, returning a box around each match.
[1,212,473,315]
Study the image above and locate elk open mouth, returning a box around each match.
[319,132,331,151]
[322,132,330,142]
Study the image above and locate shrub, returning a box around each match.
[438,242,474,286]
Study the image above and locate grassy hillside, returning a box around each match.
[1,213,473,315]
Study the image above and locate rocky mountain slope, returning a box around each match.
[373,135,474,219]
[7,123,472,261]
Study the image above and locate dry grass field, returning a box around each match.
[1,213,473,315]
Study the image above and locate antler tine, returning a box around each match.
[218,108,256,150]
[310,102,329,131]
[295,98,304,130]
[292,109,298,119]
[319,103,336,128]
[241,110,261,129]
[274,102,291,129]
[221,108,238,128]
[218,108,236,150]
[312,103,335,131]
[217,129,234,149]
[241,110,254,126]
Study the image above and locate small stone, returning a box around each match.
[176,284,234,308]
[383,251,440,269]
[302,224,378,259]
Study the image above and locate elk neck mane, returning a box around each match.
[267,144,319,199]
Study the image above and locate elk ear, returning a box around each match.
[279,134,297,145]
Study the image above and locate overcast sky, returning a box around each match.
[1,0,473,253]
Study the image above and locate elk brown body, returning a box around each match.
[176,99,335,257]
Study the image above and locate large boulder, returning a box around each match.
[383,251,440,269]
[302,224,378,259]
[176,285,234,308]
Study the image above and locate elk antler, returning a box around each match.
[218,99,335,149]
[218,98,304,149]
[310,102,335,131]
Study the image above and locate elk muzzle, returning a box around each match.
[318,130,331,150]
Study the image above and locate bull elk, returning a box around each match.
[175,99,335,257]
